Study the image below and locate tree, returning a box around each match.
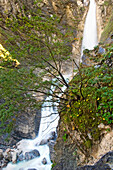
[61,44,113,155]
[0,0,73,138]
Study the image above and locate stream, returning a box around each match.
[3,75,71,170]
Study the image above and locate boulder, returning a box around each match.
[3,148,12,161]
[18,153,24,161]
[98,46,105,54]
[42,158,47,165]
[25,150,40,161]
[12,151,17,163]
[39,139,48,145]
[48,132,57,141]
[39,132,57,145]
[0,158,9,168]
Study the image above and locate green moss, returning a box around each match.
[101,13,113,42]
[104,1,110,6]
[61,44,113,154]
[84,139,92,149]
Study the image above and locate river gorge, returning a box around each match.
[0,0,113,169]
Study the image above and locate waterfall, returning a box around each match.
[81,0,98,58]
[4,75,71,170]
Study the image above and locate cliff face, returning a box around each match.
[96,0,113,41]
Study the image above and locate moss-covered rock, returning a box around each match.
[101,12,113,43]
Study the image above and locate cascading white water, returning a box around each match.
[81,0,98,58]
[4,1,98,169]
[4,76,71,170]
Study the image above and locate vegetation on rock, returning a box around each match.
[61,44,113,155]
[101,12,113,42]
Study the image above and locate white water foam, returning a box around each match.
[81,0,98,58]
[4,75,71,170]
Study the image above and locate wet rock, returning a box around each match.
[42,158,47,165]
[39,132,57,145]
[48,140,56,160]
[39,139,48,145]
[18,153,24,161]
[30,149,40,157]
[0,158,9,168]
[12,151,17,163]
[25,152,34,161]
[3,148,12,161]
[25,150,40,161]
[81,54,91,66]
[0,149,3,160]
[48,132,57,141]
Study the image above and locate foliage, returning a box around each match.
[61,44,113,153]
[0,65,41,136]
[0,0,74,138]
[0,44,20,68]
[101,12,113,42]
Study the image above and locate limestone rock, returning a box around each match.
[0,109,41,150]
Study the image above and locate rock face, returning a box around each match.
[52,120,113,170]
[96,0,113,41]
[0,108,41,150]
[76,151,113,170]
[13,109,41,140]
[52,152,113,170]
[52,122,77,170]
